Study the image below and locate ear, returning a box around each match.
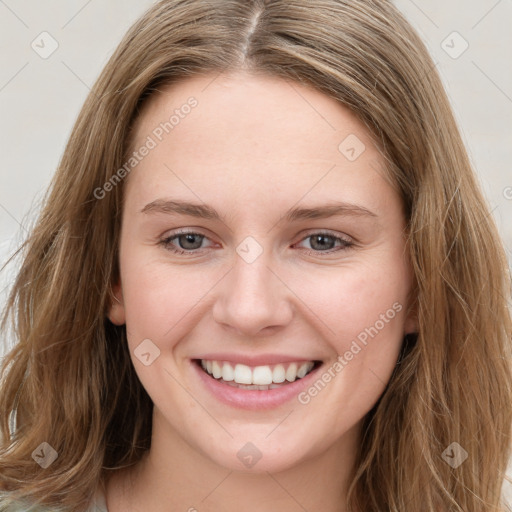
[107,280,126,326]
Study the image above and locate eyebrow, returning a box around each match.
[140,199,378,223]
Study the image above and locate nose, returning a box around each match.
[212,248,293,337]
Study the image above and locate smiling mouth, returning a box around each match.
[194,359,322,390]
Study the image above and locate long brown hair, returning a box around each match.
[1,1,511,510]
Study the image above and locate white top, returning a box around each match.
[0,486,108,511]
[90,486,108,511]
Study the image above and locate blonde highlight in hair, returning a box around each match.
[1,1,511,510]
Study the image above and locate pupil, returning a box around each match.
[180,234,202,249]
[311,235,333,251]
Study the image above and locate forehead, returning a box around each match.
[124,71,395,215]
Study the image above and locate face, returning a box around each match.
[108,71,417,474]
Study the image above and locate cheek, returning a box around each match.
[288,254,410,387]
[291,265,409,426]
[296,259,409,337]
[119,246,219,345]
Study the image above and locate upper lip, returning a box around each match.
[193,353,322,366]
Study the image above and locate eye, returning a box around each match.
[159,230,212,255]
[293,230,355,256]
[158,229,355,256]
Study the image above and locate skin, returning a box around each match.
[106,70,418,512]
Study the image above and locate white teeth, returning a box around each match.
[297,362,313,379]
[212,361,222,379]
[221,362,234,381]
[252,366,273,385]
[272,364,286,383]
[200,359,317,385]
[285,363,297,382]
[234,364,252,384]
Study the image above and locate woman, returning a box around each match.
[1,0,511,511]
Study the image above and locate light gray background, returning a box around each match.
[0,0,511,503]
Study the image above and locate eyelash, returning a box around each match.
[158,229,355,257]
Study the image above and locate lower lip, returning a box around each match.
[191,360,323,410]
